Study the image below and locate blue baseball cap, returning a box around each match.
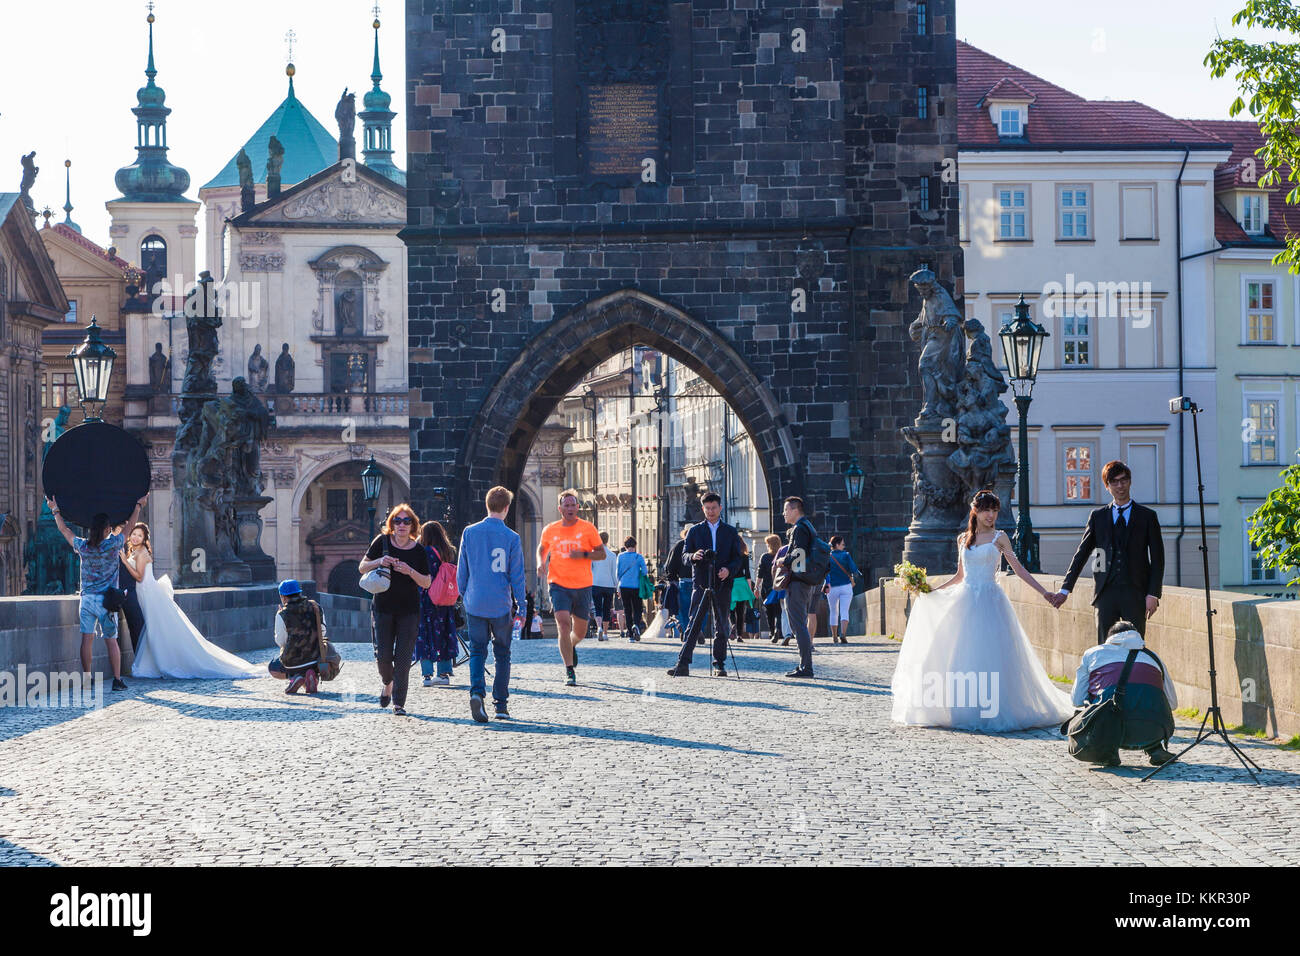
[278,579,302,596]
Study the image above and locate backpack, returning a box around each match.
[427,548,459,606]
[1063,649,1138,763]
[789,518,833,587]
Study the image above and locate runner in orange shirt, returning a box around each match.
[537,489,606,686]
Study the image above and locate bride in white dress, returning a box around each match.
[891,490,1074,731]
[119,525,262,680]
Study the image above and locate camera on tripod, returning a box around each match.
[697,549,717,563]
[1169,396,1198,414]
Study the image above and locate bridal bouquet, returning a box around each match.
[893,560,931,595]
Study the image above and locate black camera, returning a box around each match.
[1169,396,1197,414]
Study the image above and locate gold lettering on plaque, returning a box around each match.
[585,84,659,176]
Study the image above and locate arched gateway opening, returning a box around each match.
[459,290,799,542]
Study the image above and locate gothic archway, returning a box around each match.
[458,288,799,529]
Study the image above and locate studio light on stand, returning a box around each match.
[1145,396,1264,784]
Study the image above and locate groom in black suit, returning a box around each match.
[1051,460,1165,644]
[667,492,742,677]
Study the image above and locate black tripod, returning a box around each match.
[678,557,740,679]
[1144,398,1263,784]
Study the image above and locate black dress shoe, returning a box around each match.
[666,666,688,677]
[785,667,814,678]
[711,665,727,677]
[1147,747,1175,766]
[1100,755,1122,767]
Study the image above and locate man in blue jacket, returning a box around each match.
[457,485,528,722]
[667,492,743,677]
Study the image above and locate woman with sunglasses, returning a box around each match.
[358,504,432,716]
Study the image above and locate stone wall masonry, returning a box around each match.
[865,573,1300,740]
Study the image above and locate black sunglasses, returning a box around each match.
[391,516,414,525]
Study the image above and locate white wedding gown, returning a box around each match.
[130,557,262,680]
[890,530,1074,731]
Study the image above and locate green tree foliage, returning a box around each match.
[1248,458,1300,585]
[1206,0,1300,273]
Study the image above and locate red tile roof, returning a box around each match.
[1182,118,1300,243]
[47,222,131,271]
[958,42,1228,150]
[978,77,1036,106]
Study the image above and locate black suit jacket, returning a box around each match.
[684,520,743,589]
[1061,502,1165,605]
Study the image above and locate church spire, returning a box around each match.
[62,159,81,233]
[113,3,191,202]
[360,5,402,184]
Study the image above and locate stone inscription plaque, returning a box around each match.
[584,84,660,177]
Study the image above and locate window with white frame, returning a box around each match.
[1245,514,1282,584]
[1061,310,1091,367]
[1244,394,1279,464]
[1063,444,1095,501]
[1057,185,1091,239]
[1244,279,1276,342]
[958,184,969,241]
[1242,194,1264,234]
[998,109,1021,137]
[64,299,78,323]
[997,185,1028,239]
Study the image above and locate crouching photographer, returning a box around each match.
[1064,620,1176,768]
[268,579,342,694]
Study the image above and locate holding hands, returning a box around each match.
[1044,590,1067,609]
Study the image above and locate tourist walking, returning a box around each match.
[730,541,758,643]
[667,493,742,678]
[664,527,695,638]
[358,504,432,716]
[537,489,606,686]
[826,535,863,644]
[50,494,147,691]
[417,520,459,687]
[758,533,782,641]
[779,496,818,678]
[617,536,648,640]
[591,531,618,641]
[458,486,527,722]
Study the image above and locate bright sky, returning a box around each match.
[0,0,1285,264]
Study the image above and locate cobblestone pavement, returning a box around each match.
[1,631,1297,866]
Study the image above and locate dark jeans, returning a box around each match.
[373,610,419,708]
[121,588,144,654]
[783,581,815,671]
[764,598,781,636]
[1094,581,1147,645]
[675,584,731,669]
[619,587,645,632]
[468,613,512,707]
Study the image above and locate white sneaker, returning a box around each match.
[432,674,451,686]
[598,627,608,641]
[422,676,434,687]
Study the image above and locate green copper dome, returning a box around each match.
[113,11,191,203]
[202,67,339,190]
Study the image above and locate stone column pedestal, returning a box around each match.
[232,495,276,584]
[900,422,968,576]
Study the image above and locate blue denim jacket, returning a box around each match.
[457,516,527,619]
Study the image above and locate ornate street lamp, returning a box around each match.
[67,316,116,422]
[361,455,383,537]
[431,486,453,525]
[998,294,1049,572]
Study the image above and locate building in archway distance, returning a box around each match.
[0,192,67,596]
[404,1,961,579]
[121,12,411,590]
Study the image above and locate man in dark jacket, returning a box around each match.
[268,580,326,694]
[1051,459,1166,644]
[667,493,742,677]
[779,496,818,678]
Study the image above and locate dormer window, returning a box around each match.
[1242,194,1264,234]
[999,108,1022,136]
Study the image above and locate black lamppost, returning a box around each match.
[998,294,1049,572]
[431,486,453,526]
[843,455,866,569]
[361,455,383,538]
[67,316,116,422]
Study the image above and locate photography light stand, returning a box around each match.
[1144,397,1263,784]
